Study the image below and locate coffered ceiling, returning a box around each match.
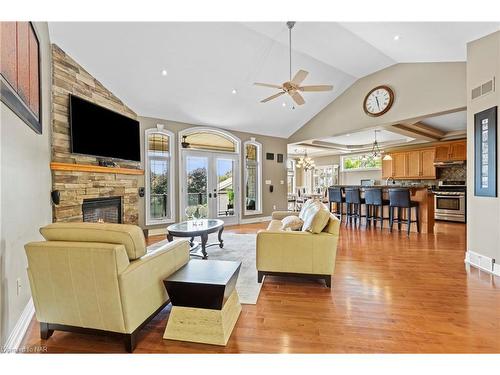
[48,22,499,138]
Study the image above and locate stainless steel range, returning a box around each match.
[432,181,466,223]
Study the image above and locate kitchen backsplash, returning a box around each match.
[437,164,467,181]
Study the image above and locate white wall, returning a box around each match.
[0,22,52,347]
[466,31,500,262]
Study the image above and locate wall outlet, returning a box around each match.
[265,180,272,185]
[280,180,284,184]
[16,278,22,296]
[273,205,277,210]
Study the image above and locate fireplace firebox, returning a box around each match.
[82,197,122,224]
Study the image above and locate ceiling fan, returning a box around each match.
[254,21,333,106]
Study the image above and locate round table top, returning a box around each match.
[167,219,224,236]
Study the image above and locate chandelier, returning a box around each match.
[296,150,315,171]
[362,130,392,161]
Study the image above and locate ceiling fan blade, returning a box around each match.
[289,91,305,105]
[254,82,283,89]
[291,70,309,85]
[260,91,285,103]
[300,85,333,92]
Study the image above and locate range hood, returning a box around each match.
[433,160,465,167]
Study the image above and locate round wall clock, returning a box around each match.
[363,85,394,117]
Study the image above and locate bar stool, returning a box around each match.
[364,188,390,228]
[344,187,366,227]
[388,188,420,236]
[328,186,345,222]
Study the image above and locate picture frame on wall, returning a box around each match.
[277,153,284,163]
[266,152,274,161]
[474,106,497,197]
[0,21,42,134]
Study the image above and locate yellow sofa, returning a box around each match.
[24,222,189,352]
[256,209,340,287]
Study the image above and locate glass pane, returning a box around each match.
[342,154,382,170]
[186,156,208,219]
[436,197,460,210]
[217,158,235,217]
[246,162,257,211]
[149,157,169,220]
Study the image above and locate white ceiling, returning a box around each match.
[48,22,499,138]
[420,110,467,132]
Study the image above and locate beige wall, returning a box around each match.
[0,23,52,346]
[466,31,500,261]
[289,62,466,144]
[138,116,288,230]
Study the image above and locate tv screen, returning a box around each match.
[70,95,141,162]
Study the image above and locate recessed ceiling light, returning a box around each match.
[282,102,286,107]
[231,89,237,94]
[161,69,168,76]
[393,35,400,41]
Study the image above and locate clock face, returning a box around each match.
[363,86,394,117]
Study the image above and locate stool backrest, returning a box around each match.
[364,188,383,205]
[328,187,344,203]
[389,188,411,208]
[345,187,361,204]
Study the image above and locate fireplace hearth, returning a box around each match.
[82,197,122,224]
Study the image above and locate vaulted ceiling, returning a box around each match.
[48,22,499,138]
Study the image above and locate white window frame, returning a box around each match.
[340,153,382,173]
[145,125,176,226]
[287,158,296,195]
[243,138,262,215]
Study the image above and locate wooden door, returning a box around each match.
[407,151,421,178]
[421,149,436,178]
[382,157,393,178]
[434,145,451,161]
[449,141,466,161]
[392,153,407,178]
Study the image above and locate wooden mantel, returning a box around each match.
[50,162,144,175]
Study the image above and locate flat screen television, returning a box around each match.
[69,94,141,162]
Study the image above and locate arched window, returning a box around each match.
[244,139,262,215]
[145,125,175,225]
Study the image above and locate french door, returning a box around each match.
[180,150,240,225]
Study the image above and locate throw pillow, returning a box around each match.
[281,215,304,231]
[298,199,316,220]
[302,203,331,234]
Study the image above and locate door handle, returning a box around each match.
[214,192,217,198]
[208,193,212,198]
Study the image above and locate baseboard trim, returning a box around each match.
[2,298,35,353]
[464,251,500,277]
[240,216,271,225]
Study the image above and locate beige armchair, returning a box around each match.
[256,210,340,287]
[24,222,189,352]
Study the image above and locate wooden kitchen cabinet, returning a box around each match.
[421,148,436,178]
[449,141,467,161]
[382,158,393,178]
[382,148,436,179]
[434,140,466,162]
[407,151,421,178]
[392,153,407,178]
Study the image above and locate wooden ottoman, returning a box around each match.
[163,259,242,346]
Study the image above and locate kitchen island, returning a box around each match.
[330,185,435,234]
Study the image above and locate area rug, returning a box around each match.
[150,233,262,304]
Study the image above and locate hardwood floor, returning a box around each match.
[20,221,500,353]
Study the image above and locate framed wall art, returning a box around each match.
[0,21,42,134]
[474,106,497,197]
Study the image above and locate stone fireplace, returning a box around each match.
[50,45,142,225]
[83,197,122,223]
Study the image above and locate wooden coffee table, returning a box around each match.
[163,260,242,346]
[166,219,224,259]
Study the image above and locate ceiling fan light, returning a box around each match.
[383,154,393,161]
